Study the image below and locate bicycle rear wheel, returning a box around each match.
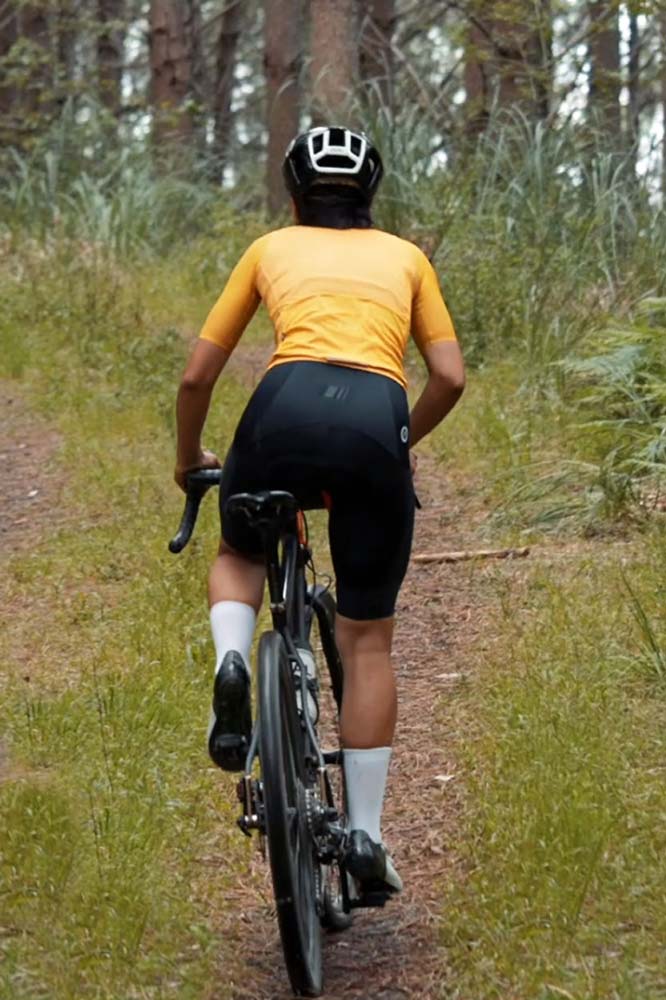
[306,587,353,932]
[307,586,344,713]
[258,630,322,997]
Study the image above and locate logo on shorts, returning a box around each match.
[400,425,409,444]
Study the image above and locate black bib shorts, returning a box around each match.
[218,361,415,621]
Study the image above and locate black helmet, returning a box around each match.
[283,126,384,202]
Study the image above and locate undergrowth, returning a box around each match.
[1,111,665,997]
[441,532,666,999]
[0,234,274,999]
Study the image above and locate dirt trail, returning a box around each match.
[0,384,63,560]
[217,454,495,1000]
[1,378,500,998]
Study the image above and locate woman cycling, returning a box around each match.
[174,126,465,896]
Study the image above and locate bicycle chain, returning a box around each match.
[305,787,324,908]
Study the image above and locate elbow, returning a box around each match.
[432,368,466,398]
[450,369,466,397]
[179,371,216,393]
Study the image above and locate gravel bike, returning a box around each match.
[170,469,392,997]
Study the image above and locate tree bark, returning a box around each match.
[214,0,244,176]
[56,0,78,108]
[359,0,395,112]
[464,15,491,136]
[265,0,303,217]
[531,0,553,121]
[661,9,666,196]
[149,0,194,145]
[0,2,18,134]
[98,0,124,116]
[189,0,207,154]
[587,0,621,139]
[464,0,552,133]
[16,2,50,122]
[627,11,639,156]
[310,0,358,123]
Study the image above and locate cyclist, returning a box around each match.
[174,126,465,896]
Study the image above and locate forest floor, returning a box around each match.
[216,451,499,1000]
[0,374,512,999]
[5,352,663,1000]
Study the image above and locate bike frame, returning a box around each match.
[235,500,335,845]
[169,473,368,924]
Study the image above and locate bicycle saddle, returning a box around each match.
[225,490,300,528]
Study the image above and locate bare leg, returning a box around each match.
[208,540,265,611]
[335,615,396,748]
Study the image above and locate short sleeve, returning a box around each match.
[198,239,263,353]
[411,255,457,352]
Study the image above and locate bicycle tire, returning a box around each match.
[258,630,322,997]
[306,587,353,932]
[308,586,344,713]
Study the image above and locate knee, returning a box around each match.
[335,614,394,660]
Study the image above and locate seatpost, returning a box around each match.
[261,522,287,630]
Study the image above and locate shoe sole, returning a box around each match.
[208,667,251,772]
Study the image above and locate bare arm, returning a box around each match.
[409,340,465,448]
[175,339,230,489]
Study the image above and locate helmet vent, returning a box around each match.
[283,126,384,199]
[320,153,357,169]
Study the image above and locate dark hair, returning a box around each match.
[294,184,373,230]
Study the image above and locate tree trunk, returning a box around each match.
[214,0,244,176]
[464,0,552,133]
[149,0,194,146]
[0,4,18,136]
[359,0,395,113]
[530,0,553,121]
[627,11,639,158]
[56,0,79,108]
[98,0,124,116]
[310,0,358,123]
[16,2,51,124]
[661,9,666,197]
[265,0,303,217]
[189,0,207,155]
[464,16,490,136]
[588,0,621,140]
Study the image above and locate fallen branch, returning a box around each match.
[413,545,530,564]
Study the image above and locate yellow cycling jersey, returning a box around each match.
[199,225,457,389]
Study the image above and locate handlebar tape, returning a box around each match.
[168,468,223,553]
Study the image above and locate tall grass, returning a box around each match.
[441,535,666,999]
[0,236,277,998]
[2,108,666,998]
[563,298,666,493]
[1,147,220,255]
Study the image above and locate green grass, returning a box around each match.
[0,239,268,998]
[439,531,666,999]
[0,229,338,998]
[0,409,250,997]
[2,135,666,996]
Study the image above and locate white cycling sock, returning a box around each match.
[343,746,392,844]
[209,601,256,677]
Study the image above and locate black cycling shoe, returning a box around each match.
[344,829,403,895]
[207,651,252,772]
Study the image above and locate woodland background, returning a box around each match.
[2,0,666,212]
[2,3,666,999]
